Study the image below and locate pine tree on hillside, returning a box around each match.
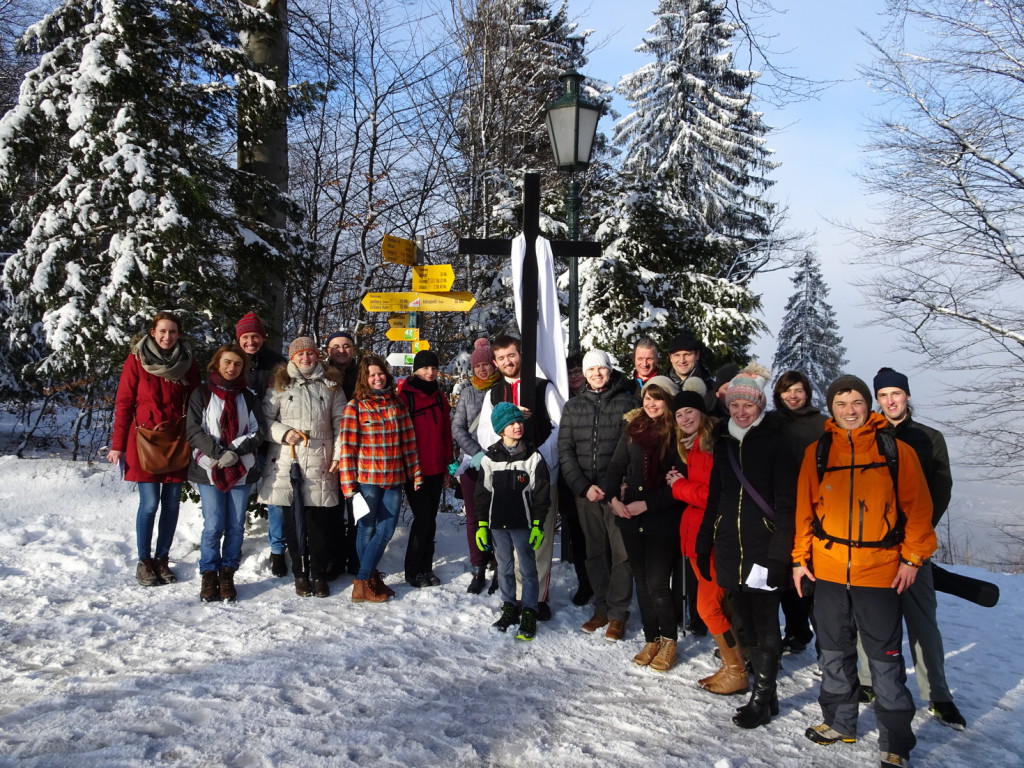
[584,0,777,363]
[771,250,846,406]
[0,0,308,387]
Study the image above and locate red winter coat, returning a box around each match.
[672,440,713,557]
[396,378,453,477]
[111,352,201,483]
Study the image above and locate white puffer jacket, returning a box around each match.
[258,362,346,507]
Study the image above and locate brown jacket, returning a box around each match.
[793,412,936,588]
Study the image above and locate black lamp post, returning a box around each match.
[545,69,601,357]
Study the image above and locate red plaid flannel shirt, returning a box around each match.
[338,393,421,496]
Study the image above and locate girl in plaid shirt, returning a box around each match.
[338,355,422,603]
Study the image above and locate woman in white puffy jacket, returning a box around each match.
[258,337,346,598]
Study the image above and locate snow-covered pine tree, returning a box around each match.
[771,249,846,406]
[0,0,307,386]
[585,0,777,363]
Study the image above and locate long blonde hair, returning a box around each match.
[676,412,717,464]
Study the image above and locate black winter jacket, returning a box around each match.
[696,411,798,591]
[598,412,685,538]
[558,371,638,497]
[893,416,952,525]
[475,439,551,529]
[775,405,827,455]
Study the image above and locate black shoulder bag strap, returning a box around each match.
[727,443,775,521]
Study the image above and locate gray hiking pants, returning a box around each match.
[577,498,633,621]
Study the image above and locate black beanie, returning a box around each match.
[413,350,440,370]
[873,367,911,396]
[668,332,700,354]
[825,375,872,416]
[672,389,708,415]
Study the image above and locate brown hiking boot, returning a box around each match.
[633,639,662,667]
[294,576,312,597]
[136,559,160,587]
[581,613,609,634]
[650,638,678,672]
[219,567,237,602]
[352,579,368,602]
[362,575,390,603]
[199,570,221,602]
[154,557,177,584]
[369,570,395,598]
[605,619,627,643]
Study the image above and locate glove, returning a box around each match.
[215,450,239,468]
[475,522,491,552]
[696,552,712,582]
[766,559,789,589]
[470,451,485,470]
[447,461,460,475]
[529,521,544,551]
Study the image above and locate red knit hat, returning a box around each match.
[235,312,267,340]
[470,338,493,367]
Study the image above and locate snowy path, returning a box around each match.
[0,456,1020,767]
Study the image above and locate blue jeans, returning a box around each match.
[355,484,402,581]
[136,482,181,561]
[198,483,251,572]
[492,528,539,612]
[266,505,286,554]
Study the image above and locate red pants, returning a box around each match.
[689,553,731,635]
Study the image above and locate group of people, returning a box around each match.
[108,315,963,768]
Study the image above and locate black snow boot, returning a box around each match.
[467,565,488,594]
[732,648,780,729]
[492,601,520,632]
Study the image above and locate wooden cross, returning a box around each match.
[458,172,601,422]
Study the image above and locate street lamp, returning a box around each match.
[545,69,601,357]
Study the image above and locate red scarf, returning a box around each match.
[207,371,248,492]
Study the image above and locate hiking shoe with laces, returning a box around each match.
[218,567,237,602]
[154,557,177,584]
[199,570,221,602]
[516,608,538,641]
[492,601,520,632]
[805,723,857,745]
[880,751,910,768]
[929,700,966,730]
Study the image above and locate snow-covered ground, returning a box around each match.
[0,455,1020,767]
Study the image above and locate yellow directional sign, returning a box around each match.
[388,314,409,329]
[362,291,476,313]
[386,327,420,341]
[412,264,455,293]
[382,234,416,266]
[411,340,431,353]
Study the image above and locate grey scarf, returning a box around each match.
[135,335,194,382]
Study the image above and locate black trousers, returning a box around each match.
[283,504,332,580]
[404,473,445,580]
[621,526,681,642]
[731,588,783,656]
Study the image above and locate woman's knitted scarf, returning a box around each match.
[135,335,193,382]
[207,371,248,492]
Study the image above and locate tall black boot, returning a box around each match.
[732,648,779,729]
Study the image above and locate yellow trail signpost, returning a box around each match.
[361,291,475,313]
[386,327,420,341]
[411,264,455,292]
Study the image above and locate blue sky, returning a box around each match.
[573,0,906,379]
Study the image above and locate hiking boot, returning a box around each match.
[423,572,441,587]
[537,601,552,621]
[701,632,749,695]
[136,559,160,587]
[859,684,876,703]
[571,585,593,606]
[362,576,390,603]
[467,565,487,594]
[369,570,395,598]
[294,576,313,597]
[929,700,966,730]
[633,639,662,667]
[605,619,627,643]
[352,579,368,603]
[581,613,609,634]
[782,631,812,653]
[492,601,520,632]
[516,608,538,641]
[154,557,177,584]
[650,638,678,672]
[270,553,287,578]
[218,567,237,602]
[312,578,330,598]
[805,723,857,745]
[199,570,221,602]
[880,752,910,768]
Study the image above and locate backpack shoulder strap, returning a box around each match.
[815,431,833,483]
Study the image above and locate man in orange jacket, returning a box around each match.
[792,375,936,768]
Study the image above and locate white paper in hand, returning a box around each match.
[745,562,777,592]
[351,492,371,522]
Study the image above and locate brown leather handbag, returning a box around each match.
[135,409,190,475]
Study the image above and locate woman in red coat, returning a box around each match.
[396,350,453,588]
[107,311,200,587]
[667,388,748,696]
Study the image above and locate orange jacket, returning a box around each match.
[792,412,936,588]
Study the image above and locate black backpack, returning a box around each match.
[812,428,905,549]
